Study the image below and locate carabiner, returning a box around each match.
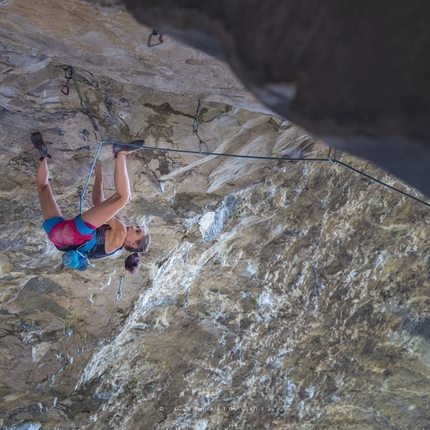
[61,66,73,96]
[148,30,164,47]
[199,139,210,154]
[116,276,124,301]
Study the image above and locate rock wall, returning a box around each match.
[1,1,430,429]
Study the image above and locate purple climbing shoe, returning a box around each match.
[31,132,52,161]
[112,140,145,157]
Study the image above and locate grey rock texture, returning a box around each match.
[122,0,430,198]
[1,1,430,429]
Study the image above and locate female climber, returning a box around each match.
[33,132,150,274]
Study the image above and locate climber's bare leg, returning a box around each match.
[36,158,63,221]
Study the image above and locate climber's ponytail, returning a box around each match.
[124,252,141,275]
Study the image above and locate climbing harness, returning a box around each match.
[192,99,210,153]
[147,29,164,47]
[116,276,124,301]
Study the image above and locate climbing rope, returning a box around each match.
[141,144,329,162]
[115,141,430,209]
[79,142,104,214]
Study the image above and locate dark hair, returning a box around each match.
[125,252,141,275]
[123,227,150,275]
[123,227,151,253]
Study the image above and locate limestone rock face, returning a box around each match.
[1,1,430,430]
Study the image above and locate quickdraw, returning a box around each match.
[61,67,73,95]
[192,99,210,154]
[116,275,124,301]
[61,66,101,141]
[327,147,337,164]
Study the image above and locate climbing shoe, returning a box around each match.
[113,140,145,157]
[31,132,52,161]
